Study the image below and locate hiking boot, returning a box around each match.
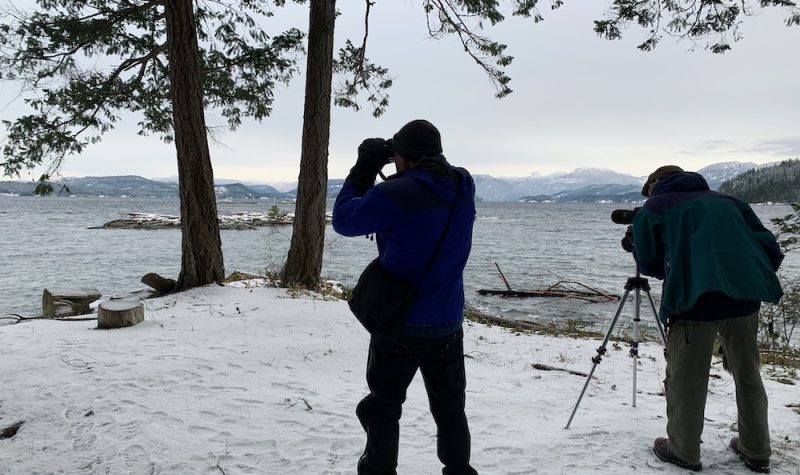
[729,437,770,473]
[653,437,702,471]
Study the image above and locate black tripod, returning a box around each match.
[564,271,667,429]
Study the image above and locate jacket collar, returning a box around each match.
[651,172,710,196]
[409,154,450,176]
[387,154,451,181]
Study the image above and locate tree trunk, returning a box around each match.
[281,0,336,289]
[164,0,225,290]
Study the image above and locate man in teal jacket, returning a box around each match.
[632,166,783,473]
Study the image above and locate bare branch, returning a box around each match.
[350,0,374,87]
[426,0,512,97]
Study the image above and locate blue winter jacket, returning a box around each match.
[332,155,476,338]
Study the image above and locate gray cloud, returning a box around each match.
[675,140,735,155]
[676,137,800,158]
[745,137,800,157]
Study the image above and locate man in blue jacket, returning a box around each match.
[633,166,783,473]
[333,119,478,475]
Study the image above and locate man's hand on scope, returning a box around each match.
[621,225,635,253]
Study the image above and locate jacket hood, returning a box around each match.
[396,154,472,203]
[651,171,710,196]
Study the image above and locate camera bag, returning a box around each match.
[347,258,417,336]
[348,179,458,337]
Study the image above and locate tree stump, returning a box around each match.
[42,288,102,319]
[97,300,144,329]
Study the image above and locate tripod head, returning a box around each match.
[624,274,651,292]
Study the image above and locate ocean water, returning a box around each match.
[1,196,797,329]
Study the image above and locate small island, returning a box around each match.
[91,206,319,230]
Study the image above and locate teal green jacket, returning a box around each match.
[632,172,784,324]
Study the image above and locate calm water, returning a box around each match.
[1,197,797,328]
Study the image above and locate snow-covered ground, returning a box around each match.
[1,282,798,474]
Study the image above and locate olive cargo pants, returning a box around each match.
[665,313,770,464]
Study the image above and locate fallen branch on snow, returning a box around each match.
[531,363,590,378]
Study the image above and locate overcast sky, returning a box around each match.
[1,1,798,184]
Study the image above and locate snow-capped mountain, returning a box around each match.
[695,161,774,189]
[475,168,644,202]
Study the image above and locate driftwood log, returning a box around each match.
[141,273,177,293]
[466,311,547,332]
[97,300,144,329]
[476,287,618,302]
[42,288,101,319]
[224,271,263,283]
[478,263,618,303]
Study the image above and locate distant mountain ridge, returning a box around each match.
[0,176,287,200]
[696,161,767,189]
[0,161,778,202]
[552,184,645,203]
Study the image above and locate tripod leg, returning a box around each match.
[644,290,667,346]
[565,288,631,429]
[632,288,642,407]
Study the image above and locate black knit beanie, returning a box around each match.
[392,119,442,161]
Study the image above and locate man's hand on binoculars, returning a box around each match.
[346,138,394,192]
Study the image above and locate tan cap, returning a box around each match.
[642,165,684,197]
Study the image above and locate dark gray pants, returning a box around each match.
[356,330,478,475]
[665,313,770,464]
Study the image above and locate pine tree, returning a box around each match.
[282,0,336,289]
[0,1,304,289]
[719,159,800,203]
